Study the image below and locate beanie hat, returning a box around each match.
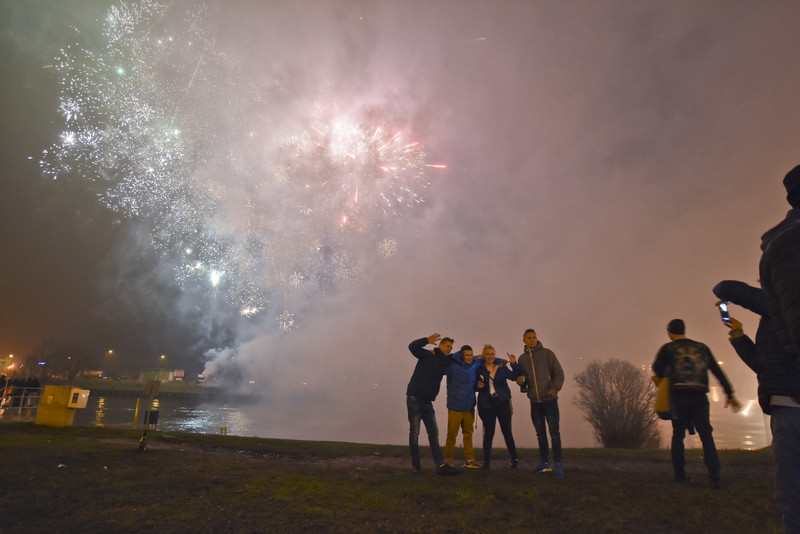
[784,165,800,208]
[667,319,685,335]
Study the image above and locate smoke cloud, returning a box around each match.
[2,1,800,447]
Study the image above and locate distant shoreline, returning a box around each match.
[44,378,257,402]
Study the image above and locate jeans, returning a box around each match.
[479,396,517,466]
[771,406,800,533]
[530,398,562,463]
[670,391,719,478]
[445,409,476,464]
[407,395,443,469]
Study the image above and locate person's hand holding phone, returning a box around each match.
[715,301,743,331]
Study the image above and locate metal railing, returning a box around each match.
[0,387,44,420]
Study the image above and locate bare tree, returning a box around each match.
[574,359,661,449]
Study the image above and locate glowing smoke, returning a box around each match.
[40,0,443,375]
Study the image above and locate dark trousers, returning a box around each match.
[407,395,443,469]
[771,406,800,533]
[530,398,562,463]
[478,396,517,466]
[670,391,720,478]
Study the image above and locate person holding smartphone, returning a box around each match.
[714,280,800,531]
[760,165,800,358]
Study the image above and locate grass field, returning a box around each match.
[0,422,783,533]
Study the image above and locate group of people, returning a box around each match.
[405,328,564,477]
[625,164,800,533]
[404,165,800,533]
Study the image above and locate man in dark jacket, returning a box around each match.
[714,282,800,532]
[760,164,800,358]
[652,319,740,488]
[406,333,458,475]
[713,164,800,531]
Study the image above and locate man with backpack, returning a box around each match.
[652,319,741,488]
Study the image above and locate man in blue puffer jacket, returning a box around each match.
[443,346,504,469]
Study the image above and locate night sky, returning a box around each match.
[2,0,799,447]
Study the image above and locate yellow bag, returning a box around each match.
[652,376,671,420]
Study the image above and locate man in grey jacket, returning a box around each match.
[516,328,565,477]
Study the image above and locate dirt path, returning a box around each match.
[123,436,772,477]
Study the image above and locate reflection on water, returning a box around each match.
[73,395,260,437]
[161,405,255,436]
[707,386,772,450]
[69,391,773,450]
[93,397,105,427]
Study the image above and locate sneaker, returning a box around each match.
[464,461,482,469]
[413,463,421,473]
[710,476,721,489]
[510,459,518,470]
[674,473,692,483]
[553,462,563,478]
[533,460,552,473]
[437,463,460,476]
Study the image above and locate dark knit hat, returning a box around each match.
[667,319,685,335]
[784,165,800,208]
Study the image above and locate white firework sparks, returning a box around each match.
[240,306,261,318]
[378,238,397,258]
[278,310,295,332]
[40,0,443,327]
[289,272,304,288]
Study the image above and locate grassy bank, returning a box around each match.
[0,422,782,533]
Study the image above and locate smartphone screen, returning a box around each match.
[718,302,731,324]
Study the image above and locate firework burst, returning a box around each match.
[40,0,443,327]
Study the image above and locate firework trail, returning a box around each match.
[40,0,442,331]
